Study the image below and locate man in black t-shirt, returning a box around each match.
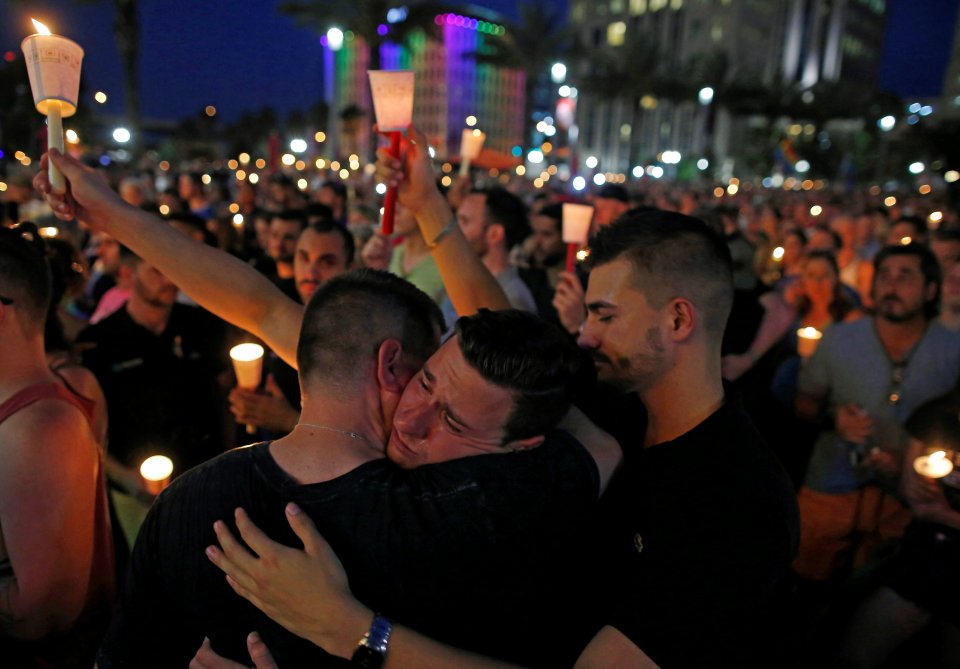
[96,273,619,669]
[77,245,229,496]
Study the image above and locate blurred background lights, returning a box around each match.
[326,27,344,51]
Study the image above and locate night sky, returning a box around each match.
[1,0,957,125]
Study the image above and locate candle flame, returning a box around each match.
[230,343,264,362]
[931,450,946,463]
[140,455,174,482]
[31,19,52,36]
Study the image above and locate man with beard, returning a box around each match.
[262,211,307,302]
[228,221,355,436]
[76,245,229,532]
[446,187,537,322]
[794,243,960,583]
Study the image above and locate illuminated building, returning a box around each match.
[567,0,887,174]
[323,12,524,160]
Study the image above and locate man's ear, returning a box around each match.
[376,338,408,393]
[485,222,505,245]
[505,434,545,452]
[667,298,696,342]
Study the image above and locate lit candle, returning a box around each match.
[913,450,954,479]
[21,19,84,194]
[797,326,823,359]
[459,128,486,176]
[562,203,593,273]
[140,455,174,495]
[368,70,415,235]
[230,343,264,434]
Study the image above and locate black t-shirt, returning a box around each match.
[97,433,599,668]
[595,400,799,669]
[77,303,229,474]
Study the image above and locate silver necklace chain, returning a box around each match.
[294,422,373,446]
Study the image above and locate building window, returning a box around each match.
[608,21,627,46]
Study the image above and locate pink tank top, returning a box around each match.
[0,381,115,668]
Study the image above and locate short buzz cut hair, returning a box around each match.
[296,269,444,395]
[0,222,52,335]
[454,309,583,444]
[587,209,735,336]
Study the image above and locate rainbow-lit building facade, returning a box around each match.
[323,12,525,160]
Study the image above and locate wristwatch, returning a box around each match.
[350,613,392,668]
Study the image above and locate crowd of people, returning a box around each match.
[0,122,958,669]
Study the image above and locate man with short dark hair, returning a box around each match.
[794,243,960,583]
[448,187,536,321]
[316,181,348,225]
[592,183,630,229]
[77,245,230,538]
[0,223,114,667]
[229,220,356,437]
[264,211,307,301]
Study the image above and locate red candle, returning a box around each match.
[382,131,402,235]
[566,243,578,273]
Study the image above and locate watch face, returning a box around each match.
[351,644,385,669]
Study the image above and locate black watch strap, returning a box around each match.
[350,613,392,668]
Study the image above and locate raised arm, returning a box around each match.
[376,126,509,315]
[35,151,303,367]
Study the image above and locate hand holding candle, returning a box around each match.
[460,128,486,176]
[368,70,415,235]
[22,19,84,195]
[914,450,954,479]
[562,203,593,273]
[230,343,265,434]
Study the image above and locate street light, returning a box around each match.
[551,62,567,84]
[698,86,714,106]
[112,127,131,143]
[878,115,896,132]
[327,27,344,51]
